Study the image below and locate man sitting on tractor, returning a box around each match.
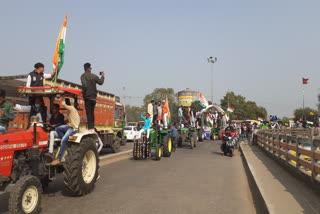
[14,96,49,127]
[47,104,65,156]
[51,98,80,165]
[138,113,152,139]
[0,89,14,134]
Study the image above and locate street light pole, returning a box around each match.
[207,56,217,104]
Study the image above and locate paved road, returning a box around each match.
[0,140,256,214]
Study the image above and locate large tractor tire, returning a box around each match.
[163,135,173,157]
[133,139,140,160]
[155,144,162,161]
[9,175,42,214]
[63,137,99,196]
[177,136,183,148]
[111,137,121,153]
[120,136,127,146]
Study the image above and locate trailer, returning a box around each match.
[4,77,126,153]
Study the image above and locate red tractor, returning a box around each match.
[0,86,100,214]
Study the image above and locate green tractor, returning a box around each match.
[177,127,198,149]
[133,128,173,161]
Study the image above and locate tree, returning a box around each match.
[125,105,144,122]
[143,88,178,122]
[294,107,319,122]
[220,91,267,120]
[191,101,203,112]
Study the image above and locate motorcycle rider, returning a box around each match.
[221,126,237,153]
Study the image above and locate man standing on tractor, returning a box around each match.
[147,99,154,122]
[26,62,56,87]
[157,101,162,125]
[51,98,80,165]
[162,99,169,129]
[153,101,158,126]
[138,113,152,139]
[47,104,65,156]
[81,63,105,133]
[0,89,14,134]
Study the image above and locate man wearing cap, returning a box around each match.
[81,63,105,132]
[26,62,56,87]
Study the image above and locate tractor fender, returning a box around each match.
[68,132,100,144]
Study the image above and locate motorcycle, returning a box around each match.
[221,133,236,157]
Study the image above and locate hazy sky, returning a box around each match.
[0,0,319,118]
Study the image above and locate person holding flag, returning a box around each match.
[26,63,56,87]
[27,14,68,87]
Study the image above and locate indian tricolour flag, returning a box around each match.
[258,117,264,121]
[199,93,208,109]
[226,107,234,113]
[52,14,68,82]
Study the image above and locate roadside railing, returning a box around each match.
[257,129,320,183]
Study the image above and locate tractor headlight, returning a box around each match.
[30,116,40,124]
[69,136,78,141]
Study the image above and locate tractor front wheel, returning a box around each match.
[193,133,198,148]
[9,175,42,214]
[155,144,162,161]
[190,135,195,149]
[63,137,99,196]
[163,135,173,157]
[198,129,204,142]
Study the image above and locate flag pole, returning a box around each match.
[303,83,305,121]
[53,67,58,86]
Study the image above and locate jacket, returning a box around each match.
[0,101,14,128]
[81,72,104,100]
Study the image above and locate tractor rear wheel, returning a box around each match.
[163,135,173,157]
[111,137,121,153]
[9,175,42,214]
[63,137,99,196]
[133,139,140,160]
[155,144,162,161]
